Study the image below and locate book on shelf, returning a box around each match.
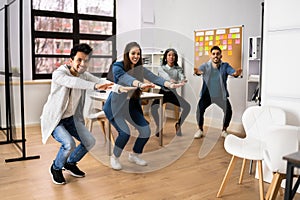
[248,74,259,82]
[251,85,260,102]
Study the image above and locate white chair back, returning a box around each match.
[242,106,286,140]
[263,125,300,173]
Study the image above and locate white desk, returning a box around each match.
[90,91,164,155]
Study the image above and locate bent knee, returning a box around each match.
[63,140,76,152]
[139,126,151,138]
[84,136,96,151]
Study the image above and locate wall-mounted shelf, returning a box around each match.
[246,36,261,107]
[142,51,164,75]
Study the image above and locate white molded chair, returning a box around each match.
[263,125,300,200]
[217,106,286,200]
[84,92,111,142]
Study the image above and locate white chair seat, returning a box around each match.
[86,110,106,120]
[225,135,264,160]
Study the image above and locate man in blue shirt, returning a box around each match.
[194,46,242,138]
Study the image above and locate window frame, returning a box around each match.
[31,0,116,79]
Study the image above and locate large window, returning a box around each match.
[32,0,116,79]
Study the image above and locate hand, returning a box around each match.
[119,86,137,93]
[95,82,114,90]
[139,82,155,90]
[232,68,242,77]
[193,68,203,76]
[169,82,185,89]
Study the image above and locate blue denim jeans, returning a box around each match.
[51,116,95,170]
[110,99,151,157]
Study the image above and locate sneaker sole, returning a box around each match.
[111,165,122,170]
[194,134,204,139]
[128,158,147,166]
[63,168,85,178]
[110,163,122,170]
[49,168,66,185]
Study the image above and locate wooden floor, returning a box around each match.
[0,118,298,200]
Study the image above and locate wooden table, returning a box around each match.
[283,151,300,200]
[90,91,164,155]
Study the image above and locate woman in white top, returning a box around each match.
[150,48,190,136]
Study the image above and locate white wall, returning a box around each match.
[262,0,300,125]
[115,0,141,60]
[0,81,50,127]
[138,0,263,131]
[1,0,263,128]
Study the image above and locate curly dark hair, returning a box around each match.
[70,43,93,60]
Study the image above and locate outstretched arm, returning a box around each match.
[232,68,242,77]
[194,67,203,76]
[164,81,185,89]
[94,82,114,90]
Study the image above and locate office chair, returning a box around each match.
[217,106,286,200]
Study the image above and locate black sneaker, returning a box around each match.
[64,162,85,178]
[50,164,66,185]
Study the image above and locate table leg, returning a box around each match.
[291,173,300,198]
[159,97,163,146]
[108,122,112,156]
[284,162,294,200]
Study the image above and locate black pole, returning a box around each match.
[19,0,26,157]
[258,2,264,106]
[5,0,40,162]
[4,4,12,143]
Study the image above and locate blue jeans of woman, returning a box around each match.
[111,99,151,157]
[51,116,95,170]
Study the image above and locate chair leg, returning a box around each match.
[268,173,285,200]
[95,118,115,146]
[163,103,166,121]
[278,186,284,196]
[110,131,115,145]
[174,105,179,121]
[217,155,238,198]
[239,158,247,184]
[85,118,93,132]
[265,172,277,200]
[97,118,106,137]
[257,160,265,200]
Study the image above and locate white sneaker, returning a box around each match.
[110,156,122,170]
[221,131,229,138]
[194,130,203,139]
[128,153,147,166]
